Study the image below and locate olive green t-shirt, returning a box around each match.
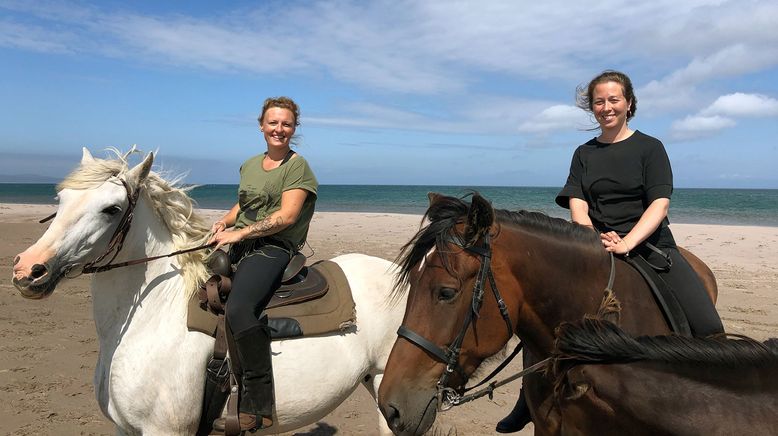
[234,153,318,251]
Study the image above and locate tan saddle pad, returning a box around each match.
[188,260,356,340]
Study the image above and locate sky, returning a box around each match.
[1,0,778,188]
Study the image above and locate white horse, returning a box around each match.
[12,148,406,436]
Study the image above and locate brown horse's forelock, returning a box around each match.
[391,193,601,300]
[392,195,469,300]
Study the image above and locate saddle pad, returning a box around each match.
[187,260,356,340]
[265,260,356,339]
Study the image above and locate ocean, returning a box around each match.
[1,183,777,227]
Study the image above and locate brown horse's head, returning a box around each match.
[379,192,518,435]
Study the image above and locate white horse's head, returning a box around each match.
[12,148,154,299]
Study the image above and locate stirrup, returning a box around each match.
[212,414,273,433]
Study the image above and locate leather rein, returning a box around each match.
[396,231,618,411]
[41,178,213,276]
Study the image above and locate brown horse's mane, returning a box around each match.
[392,192,600,298]
[552,317,778,370]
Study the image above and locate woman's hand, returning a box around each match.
[207,228,245,251]
[601,231,631,255]
[211,220,227,235]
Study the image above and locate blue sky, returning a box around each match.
[2,0,777,187]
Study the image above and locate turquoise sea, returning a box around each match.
[1,183,777,227]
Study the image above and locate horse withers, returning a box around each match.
[12,148,406,436]
[378,192,719,436]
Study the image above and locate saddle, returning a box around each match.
[191,249,356,340]
[619,246,692,337]
[202,250,329,311]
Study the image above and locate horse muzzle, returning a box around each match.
[12,260,59,299]
[379,389,438,436]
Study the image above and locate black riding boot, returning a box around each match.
[213,318,274,433]
[495,388,532,433]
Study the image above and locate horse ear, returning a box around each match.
[464,194,494,245]
[81,148,95,164]
[126,152,154,186]
[427,192,443,206]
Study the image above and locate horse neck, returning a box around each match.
[90,197,186,347]
[494,224,610,355]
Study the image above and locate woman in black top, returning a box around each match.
[555,70,722,336]
[495,70,723,434]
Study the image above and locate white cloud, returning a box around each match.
[701,92,778,117]
[668,91,778,140]
[670,115,736,140]
[0,19,76,53]
[306,98,560,135]
[517,105,587,134]
[3,0,777,96]
[637,44,778,114]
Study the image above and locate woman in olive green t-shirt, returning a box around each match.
[207,96,318,432]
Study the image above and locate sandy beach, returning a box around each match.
[2,203,777,435]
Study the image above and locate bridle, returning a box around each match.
[79,178,142,274]
[43,177,212,277]
[396,231,550,411]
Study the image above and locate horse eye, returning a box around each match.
[102,205,122,216]
[438,287,458,302]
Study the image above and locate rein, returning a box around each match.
[46,178,213,276]
[397,231,618,412]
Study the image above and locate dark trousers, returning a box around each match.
[225,244,290,418]
[226,245,290,335]
[642,246,724,337]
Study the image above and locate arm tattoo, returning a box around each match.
[245,216,285,238]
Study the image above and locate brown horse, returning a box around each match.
[377,193,718,436]
[550,317,778,435]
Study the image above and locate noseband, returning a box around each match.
[396,232,521,411]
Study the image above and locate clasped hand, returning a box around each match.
[601,230,630,255]
[207,221,245,251]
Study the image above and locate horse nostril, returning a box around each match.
[30,263,48,279]
[14,255,20,266]
[384,403,401,427]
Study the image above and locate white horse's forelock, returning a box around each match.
[60,148,210,298]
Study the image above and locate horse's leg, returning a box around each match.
[678,246,718,304]
[362,372,392,436]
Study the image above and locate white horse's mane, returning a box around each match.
[59,147,210,298]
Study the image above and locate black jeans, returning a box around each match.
[641,245,724,337]
[226,244,291,336]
